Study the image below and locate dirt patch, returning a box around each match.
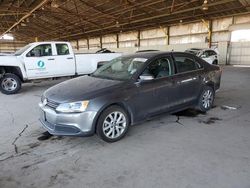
[21,159,46,169]
[27,142,41,149]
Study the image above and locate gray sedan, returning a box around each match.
[39,52,221,142]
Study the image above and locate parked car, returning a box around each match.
[0,41,121,95]
[39,52,222,142]
[185,48,218,65]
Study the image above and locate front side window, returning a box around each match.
[93,56,148,80]
[174,55,199,73]
[56,44,69,55]
[27,44,52,57]
[141,57,173,79]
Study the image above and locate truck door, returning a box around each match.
[54,43,75,76]
[24,44,56,79]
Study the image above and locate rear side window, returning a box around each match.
[174,55,200,73]
[56,44,69,55]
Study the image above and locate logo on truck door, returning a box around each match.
[37,60,45,68]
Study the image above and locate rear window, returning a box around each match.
[174,55,201,73]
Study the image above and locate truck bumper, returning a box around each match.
[39,103,97,136]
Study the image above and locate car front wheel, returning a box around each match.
[198,86,214,112]
[0,73,21,95]
[96,105,130,142]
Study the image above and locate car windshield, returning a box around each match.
[92,56,148,80]
[14,44,32,56]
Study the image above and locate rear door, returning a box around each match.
[172,53,203,107]
[54,43,75,76]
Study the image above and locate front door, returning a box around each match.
[130,56,178,119]
[24,44,56,79]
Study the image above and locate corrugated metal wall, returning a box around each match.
[0,40,27,53]
[229,42,250,65]
[1,13,249,65]
[70,13,250,65]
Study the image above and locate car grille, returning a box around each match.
[41,95,60,110]
[46,99,59,109]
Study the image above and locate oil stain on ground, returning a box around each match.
[173,109,206,117]
[199,117,222,125]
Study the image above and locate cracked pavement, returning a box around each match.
[0,67,250,188]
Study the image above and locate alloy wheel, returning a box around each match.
[202,90,213,109]
[102,111,127,139]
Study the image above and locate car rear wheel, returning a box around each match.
[0,73,21,95]
[96,105,130,142]
[198,86,214,112]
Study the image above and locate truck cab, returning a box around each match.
[15,41,76,79]
[0,41,121,95]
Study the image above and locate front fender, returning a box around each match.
[0,56,27,80]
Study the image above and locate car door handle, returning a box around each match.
[47,58,54,60]
[67,57,73,59]
[178,77,197,84]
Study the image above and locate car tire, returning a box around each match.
[198,86,215,112]
[96,105,130,142]
[0,73,22,95]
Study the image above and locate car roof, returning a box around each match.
[122,51,174,59]
[188,48,216,51]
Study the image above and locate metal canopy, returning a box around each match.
[0,0,249,42]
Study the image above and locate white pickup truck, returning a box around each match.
[0,41,121,94]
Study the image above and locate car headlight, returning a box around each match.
[56,101,89,113]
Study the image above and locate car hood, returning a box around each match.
[44,75,123,103]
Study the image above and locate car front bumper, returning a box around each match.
[39,103,97,136]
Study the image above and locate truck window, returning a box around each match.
[27,44,52,57]
[56,44,69,55]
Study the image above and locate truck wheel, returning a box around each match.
[96,105,130,142]
[0,73,21,95]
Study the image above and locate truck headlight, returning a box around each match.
[56,101,89,113]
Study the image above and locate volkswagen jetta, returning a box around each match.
[39,52,221,142]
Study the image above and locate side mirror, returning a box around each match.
[139,75,154,81]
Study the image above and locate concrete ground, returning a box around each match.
[0,66,250,188]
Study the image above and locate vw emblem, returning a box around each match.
[43,98,47,106]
